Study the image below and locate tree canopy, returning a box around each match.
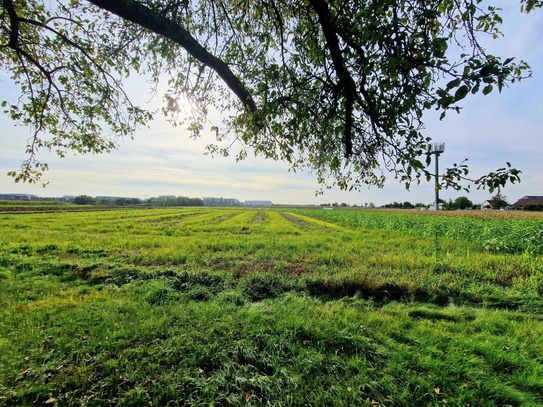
[486,192,509,210]
[1,0,540,190]
[452,196,474,210]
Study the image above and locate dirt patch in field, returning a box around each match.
[279,212,317,230]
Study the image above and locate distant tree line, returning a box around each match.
[381,197,477,210]
[70,193,517,211]
[319,202,376,208]
[73,195,97,205]
[380,194,509,210]
[110,197,142,206]
[72,195,203,206]
[381,201,427,209]
[147,196,204,207]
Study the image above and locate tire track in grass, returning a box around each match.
[279,212,346,232]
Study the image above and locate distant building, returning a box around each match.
[223,198,242,206]
[512,196,543,210]
[481,200,493,210]
[0,193,39,201]
[244,200,273,207]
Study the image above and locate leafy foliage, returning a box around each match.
[448,196,474,210]
[1,0,540,189]
[1,0,153,183]
[72,194,95,205]
[486,192,509,210]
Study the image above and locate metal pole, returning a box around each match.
[434,153,439,211]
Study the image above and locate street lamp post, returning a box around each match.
[430,142,445,211]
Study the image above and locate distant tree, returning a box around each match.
[487,193,509,209]
[188,198,204,206]
[383,201,403,208]
[452,196,474,210]
[73,195,95,205]
[340,202,348,207]
[403,201,415,209]
[442,198,454,210]
[112,197,141,205]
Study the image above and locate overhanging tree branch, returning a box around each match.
[86,0,257,113]
[1,0,535,191]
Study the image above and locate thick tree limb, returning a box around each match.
[86,0,257,112]
[308,0,356,158]
[3,0,20,48]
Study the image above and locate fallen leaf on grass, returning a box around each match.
[434,387,448,397]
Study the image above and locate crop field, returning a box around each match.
[1,207,542,406]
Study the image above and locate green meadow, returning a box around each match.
[1,207,542,406]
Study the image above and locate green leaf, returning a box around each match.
[446,79,461,90]
[454,85,470,101]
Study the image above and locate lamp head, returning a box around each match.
[430,142,445,154]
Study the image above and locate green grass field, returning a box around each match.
[1,207,542,406]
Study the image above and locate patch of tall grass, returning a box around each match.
[294,208,543,256]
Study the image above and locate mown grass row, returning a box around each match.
[1,208,542,406]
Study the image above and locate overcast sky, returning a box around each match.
[1,5,542,206]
